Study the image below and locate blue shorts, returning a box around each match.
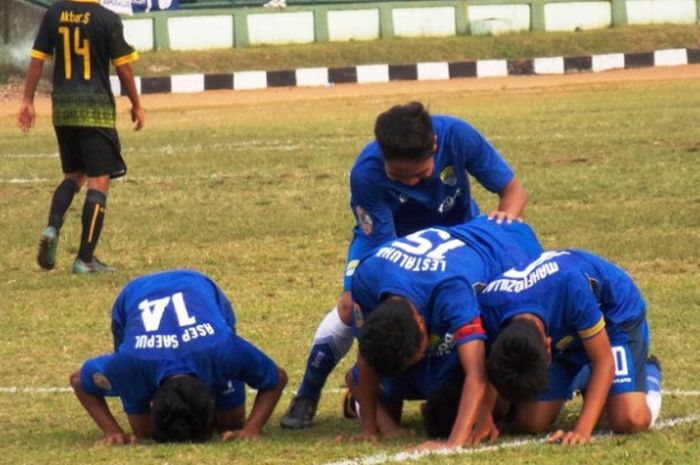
[539,317,650,401]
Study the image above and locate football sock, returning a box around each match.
[78,189,107,262]
[47,179,79,230]
[297,307,354,401]
[645,360,662,426]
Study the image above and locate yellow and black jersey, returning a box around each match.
[31,0,138,127]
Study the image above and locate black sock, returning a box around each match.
[47,179,79,230]
[78,189,107,262]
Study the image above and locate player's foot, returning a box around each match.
[72,257,115,274]
[646,355,662,392]
[37,226,59,270]
[341,389,358,419]
[280,396,317,429]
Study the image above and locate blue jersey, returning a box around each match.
[479,250,647,365]
[345,115,514,290]
[351,217,543,386]
[80,270,279,414]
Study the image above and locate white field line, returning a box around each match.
[319,414,700,465]
[2,386,699,397]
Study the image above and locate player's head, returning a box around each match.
[151,376,216,443]
[423,375,464,439]
[375,102,436,186]
[486,316,550,402]
[358,296,428,377]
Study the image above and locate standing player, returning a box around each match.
[69,269,287,444]
[281,101,528,429]
[346,216,542,449]
[18,0,145,273]
[480,250,662,444]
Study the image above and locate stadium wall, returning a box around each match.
[2,0,698,53]
[119,0,700,51]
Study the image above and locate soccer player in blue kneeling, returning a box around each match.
[282,101,528,429]
[479,250,662,444]
[69,270,287,445]
[345,216,543,450]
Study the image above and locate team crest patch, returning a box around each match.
[92,373,112,391]
[352,304,364,329]
[355,206,373,235]
[439,166,457,186]
[345,259,359,277]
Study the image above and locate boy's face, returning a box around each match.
[383,137,437,186]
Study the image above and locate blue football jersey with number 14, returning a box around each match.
[110,269,236,358]
[79,270,279,414]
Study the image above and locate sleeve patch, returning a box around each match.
[578,316,606,339]
[355,206,374,235]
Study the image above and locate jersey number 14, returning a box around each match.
[58,26,91,80]
[138,292,197,332]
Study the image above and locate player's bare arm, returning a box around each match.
[413,340,488,451]
[354,353,382,441]
[17,57,44,133]
[549,330,615,445]
[69,369,135,446]
[222,366,288,441]
[469,382,500,444]
[489,177,527,223]
[446,340,488,447]
[115,63,145,131]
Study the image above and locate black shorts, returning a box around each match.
[54,126,127,179]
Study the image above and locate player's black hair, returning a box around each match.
[151,376,216,443]
[358,297,421,377]
[423,374,464,439]
[374,101,434,161]
[486,318,549,402]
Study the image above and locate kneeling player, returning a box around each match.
[69,269,287,445]
[479,250,662,444]
[348,216,543,449]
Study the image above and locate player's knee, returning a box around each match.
[336,293,354,324]
[608,405,651,433]
[65,173,86,189]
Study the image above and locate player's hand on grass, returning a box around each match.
[380,425,415,440]
[487,210,520,225]
[221,429,260,441]
[468,412,500,444]
[131,106,145,131]
[548,429,590,445]
[348,431,381,443]
[17,101,36,133]
[408,440,452,452]
[95,432,136,446]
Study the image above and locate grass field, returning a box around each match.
[1,69,699,464]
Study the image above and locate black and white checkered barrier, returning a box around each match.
[110,48,700,95]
